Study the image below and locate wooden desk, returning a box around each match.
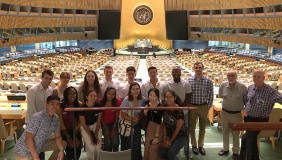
[0,96,27,103]
[0,103,27,119]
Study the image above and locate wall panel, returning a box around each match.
[189,34,282,48]
[0,16,97,29]
[0,33,97,48]
[165,0,282,10]
[189,17,282,30]
[0,0,122,10]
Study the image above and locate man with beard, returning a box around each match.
[188,62,213,156]
[217,70,247,159]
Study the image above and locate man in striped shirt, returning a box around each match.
[188,62,214,156]
[239,70,282,160]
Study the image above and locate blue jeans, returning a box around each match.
[102,122,119,152]
[161,137,187,160]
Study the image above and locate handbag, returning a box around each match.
[118,101,134,137]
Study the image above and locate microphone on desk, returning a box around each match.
[11,97,21,107]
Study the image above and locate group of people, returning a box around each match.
[12,61,282,160]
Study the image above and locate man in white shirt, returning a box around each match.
[141,66,165,101]
[164,66,192,109]
[118,66,137,99]
[26,70,54,123]
[100,65,120,96]
[164,66,192,157]
[26,69,54,159]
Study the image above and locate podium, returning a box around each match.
[138,47,149,54]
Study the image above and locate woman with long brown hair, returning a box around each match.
[78,70,101,103]
[119,82,145,160]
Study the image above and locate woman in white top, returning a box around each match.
[53,72,70,101]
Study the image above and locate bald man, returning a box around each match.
[239,70,282,160]
[217,70,247,159]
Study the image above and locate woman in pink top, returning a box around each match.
[99,86,122,152]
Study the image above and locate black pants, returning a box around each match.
[120,124,142,160]
[62,130,82,160]
[239,116,269,160]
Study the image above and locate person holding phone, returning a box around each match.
[143,88,164,160]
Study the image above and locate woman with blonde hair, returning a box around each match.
[53,72,70,101]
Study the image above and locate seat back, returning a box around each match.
[99,149,131,160]
[10,83,18,91]
[0,115,7,139]
[258,108,282,138]
[19,84,28,93]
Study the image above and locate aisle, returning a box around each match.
[136,59,149,83]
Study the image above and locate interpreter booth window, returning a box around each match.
[40,42,53,49]
[208,41,220,47]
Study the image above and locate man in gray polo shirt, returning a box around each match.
[14,95,67,160]
[217,70,247,159]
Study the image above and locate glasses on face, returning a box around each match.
[172,72,181,75]
[68,93,77,97]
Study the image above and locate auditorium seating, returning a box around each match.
[0,53,109,93]
[176,53,282,91]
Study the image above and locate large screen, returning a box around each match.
[165,11,188,40]
[98,10,121,39]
